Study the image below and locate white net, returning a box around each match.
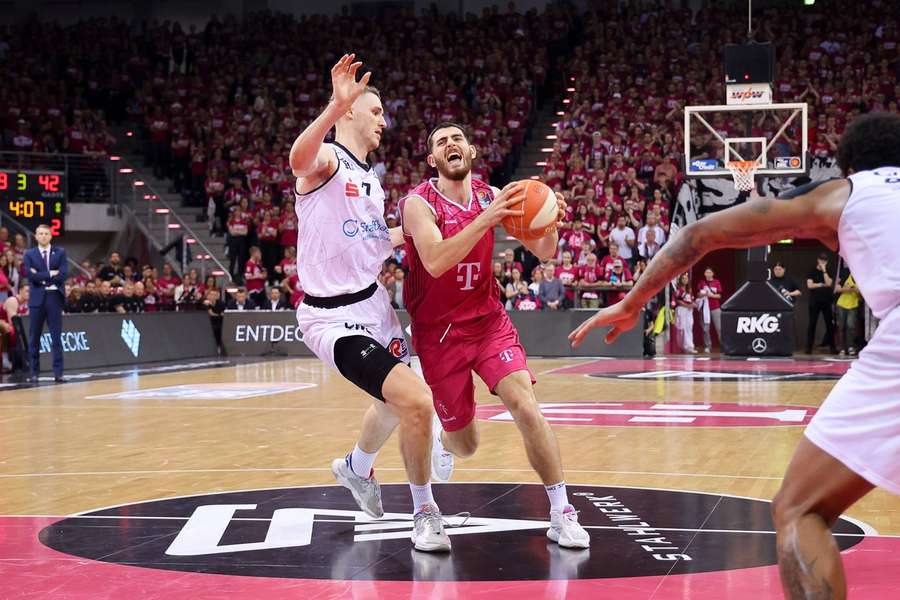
[726,160,759,191]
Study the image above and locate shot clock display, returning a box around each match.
[0,170,66,236]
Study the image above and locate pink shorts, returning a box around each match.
[413,311,535,432]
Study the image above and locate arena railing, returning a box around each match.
[110,156,232,282]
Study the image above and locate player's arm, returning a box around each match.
[569,179,848,347]
[389,226,404,248]
[289,54,369,179]
[402,182,525,278]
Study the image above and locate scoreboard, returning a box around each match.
[0,170,67,236]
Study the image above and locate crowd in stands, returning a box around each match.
[124,7,570,281]
[3,2,898,367]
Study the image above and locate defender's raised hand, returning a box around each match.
[330,53,372,111]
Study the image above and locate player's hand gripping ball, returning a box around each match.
[501,180,560,241]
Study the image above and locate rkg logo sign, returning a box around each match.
[736,313,780,334]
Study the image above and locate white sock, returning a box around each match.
[410,482,436,512]
[545,482,569,512]
[348,444,377,479]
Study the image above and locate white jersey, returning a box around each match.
[294,142,391,297]
[840,168,900,319]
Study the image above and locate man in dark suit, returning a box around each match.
[225,288,257,311]
[25,224,67,382]
[264,286,290,311]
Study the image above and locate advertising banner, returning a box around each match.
[22,312,218,371]
[222,309,644,358]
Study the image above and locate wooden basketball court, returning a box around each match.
[2,356,899,598]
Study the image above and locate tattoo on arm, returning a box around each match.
[626,224,703,308]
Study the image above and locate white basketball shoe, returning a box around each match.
[331,457,384,519]
[431,414,454,482]
[411,503,452,552]
[547,504,590,549]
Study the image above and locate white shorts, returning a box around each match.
[805,304,900,496]
[295,284,409,371]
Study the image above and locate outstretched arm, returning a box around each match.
[569,179,848,347]
[289,54,370,179]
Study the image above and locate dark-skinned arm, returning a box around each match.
[569,179,848,347]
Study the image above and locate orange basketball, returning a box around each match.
[501,179,559,241]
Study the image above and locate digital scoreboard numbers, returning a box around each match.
[0,170,67,236]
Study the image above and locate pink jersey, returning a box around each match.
[401,178,499,327]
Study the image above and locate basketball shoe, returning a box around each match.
[431,414,454,482]
[411,503,452,552]
[547,504,590,549]
[332,457,384,519]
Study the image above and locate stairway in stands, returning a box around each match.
[110,134,230,280]
[492,103,561,257]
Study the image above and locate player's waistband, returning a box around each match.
[302,282,378,309]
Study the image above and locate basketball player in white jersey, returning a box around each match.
[289,54,449,551]
[570,112,900,599]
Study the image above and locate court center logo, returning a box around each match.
[39,483,864,582]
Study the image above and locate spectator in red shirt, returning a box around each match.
[578,252,605,309]
[287,273,304,308]
[696,267,724,353]
[274,246,298,287]
[500,248,523,283]
[555,251,580,308]
[563,219,592,256]
[512,281,542,311]
[604,259,634,306]
[279,209,298,250]
[503,267,524,310]
[257,212,281,283]
[244,246,267,306]
[155,263,181,311]
[574,239,596,267]
[574,203,596,237]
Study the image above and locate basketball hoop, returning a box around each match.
[726,160,760,191]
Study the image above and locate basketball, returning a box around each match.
[501,180,559,241]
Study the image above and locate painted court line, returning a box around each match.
[0,467,784,480]
[0,405,360,412]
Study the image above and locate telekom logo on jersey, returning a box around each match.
[457,262,481,290]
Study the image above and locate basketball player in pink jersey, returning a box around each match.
[289,54,448,551]
[571,112,900,599]
[401,122,590,549]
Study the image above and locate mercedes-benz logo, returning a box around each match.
[751,337,768,353]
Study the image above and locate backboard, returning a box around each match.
[684,102,808,179]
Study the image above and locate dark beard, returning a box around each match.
[436,159,470,181]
